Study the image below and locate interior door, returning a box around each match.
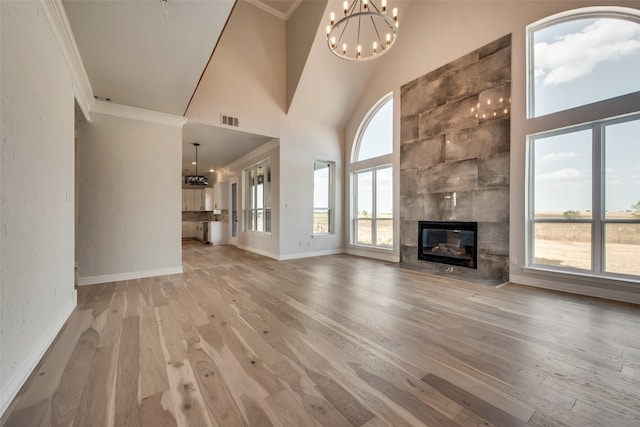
[229,178,238,246]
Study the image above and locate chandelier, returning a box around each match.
[184,143,209,186]
[326,0,398,61]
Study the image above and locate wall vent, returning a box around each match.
[221,114,239,127]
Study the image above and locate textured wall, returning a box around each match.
[399,35,511,285]
[1,1,77,413]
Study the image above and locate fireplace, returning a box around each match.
[418,221,477,269]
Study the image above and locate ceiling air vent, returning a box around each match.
[221,114,239,127]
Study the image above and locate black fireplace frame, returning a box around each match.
[418,221,478,269]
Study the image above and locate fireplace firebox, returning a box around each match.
[418,221,477,269]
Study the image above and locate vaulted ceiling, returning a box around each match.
[62,0,394,174]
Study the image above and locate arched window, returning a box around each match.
[527,7,640,279]
[351,94,394,249]
[529,8,640,117]
[353,95,393,162]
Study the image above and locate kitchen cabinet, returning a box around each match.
[182,221,205,240]
[204,188,215,211]
[213,182,229,210]
[182,222,195,239]
[182,189,207,211]
[206,221,228,245]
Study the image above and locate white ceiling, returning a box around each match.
[182,123,272,175]
[63,0,235,116]
[63,0,305,174]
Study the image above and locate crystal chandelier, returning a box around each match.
[326,0,399,61]
[184,143,209,186]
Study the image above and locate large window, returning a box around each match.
[244,160,271,233]
[527,8,640,280]
[351,94,394,249]
[313,161,334,235]
[354,166,393,247]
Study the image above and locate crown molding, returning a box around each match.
[90,100,188,127]
[40,0,93,121]
[246,0,286,20]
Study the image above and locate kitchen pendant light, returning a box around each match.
[184,143,209,186]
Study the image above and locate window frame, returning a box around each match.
[351,93,394,163]
[243,159,271,234]
[349,92,395,252]
[527,112,640,281]
[525,7,640,283]
[351,164,393,250]
[313,160,335,236]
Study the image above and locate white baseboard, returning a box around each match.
[279,248,344,261]
[346,246,399,263]
[510,273,640,305]
[78,266,183,286]
[0,295,76,417]
[237,245,279,260]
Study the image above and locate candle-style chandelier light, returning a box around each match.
[326,0,399,61]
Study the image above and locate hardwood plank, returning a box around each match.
[164,359,213,427]
[186,338,247,427]
[312,370,375,426]
[270,360,352,427]
[12,309,94,411]
[140,306,170,399]
[124,282,141,318]
[422,373,530,426]
[349,362,459,426]
[157,304,190,364]
[115,316,141,426]
[142,392,178,427]
[50,327,99,425]
[98,290,125,347]
[265,388,320,427]
[73,344,117,426]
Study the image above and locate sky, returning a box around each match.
[532,16,640,214]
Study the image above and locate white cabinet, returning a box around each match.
[182,189,207,211]
[204,188,215,211]
[213,182,229,210]
[194,222,205,241]
[182,221,205,240]
[183,189,197,211]
[207,221,228,245]
[182,222,195,239]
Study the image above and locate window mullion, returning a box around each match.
[592,124,603,273]
[372,167,378,247]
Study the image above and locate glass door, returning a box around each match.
[230,178,238,246]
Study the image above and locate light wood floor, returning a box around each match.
[3,241,640,426]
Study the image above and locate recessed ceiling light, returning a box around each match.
[209,169,214,173]
[192,162,197,165]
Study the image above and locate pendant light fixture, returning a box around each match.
[184,142,209,186]
[326,0,399,61]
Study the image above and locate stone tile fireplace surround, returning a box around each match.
[399,35,511,285]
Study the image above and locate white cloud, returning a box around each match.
[538,168,585,181]
[535,19,640,87]
[542,152,580,161]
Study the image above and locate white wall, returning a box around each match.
[1,1,76,414]
[279,116,344,259]
[345,0,640,301]
[77,111,183,284]
[185,1,286,138]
